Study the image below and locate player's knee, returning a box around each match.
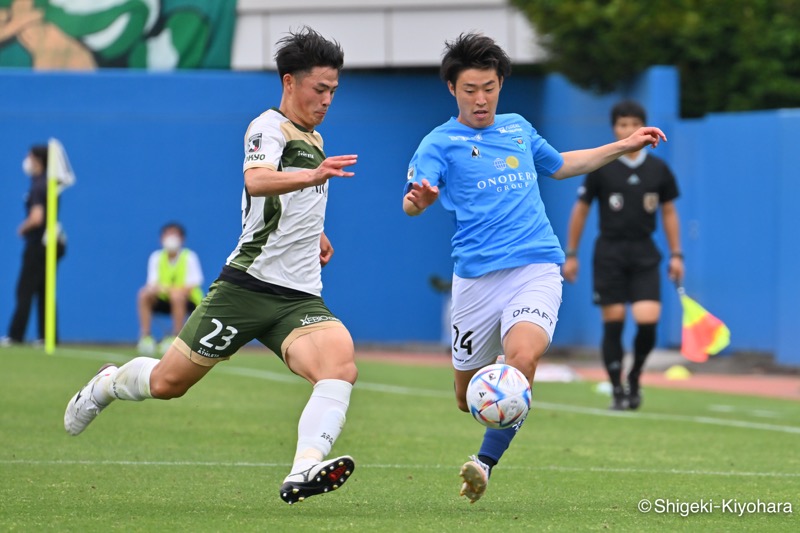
[168,289,187,304]
[138,287,154,303]
[505,353,539,381]
[297,356,358,384]
[148,374,189,399]
[337,361,358,384]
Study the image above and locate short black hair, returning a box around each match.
[611,100,647,126]
[30,144,48,170]
[161,222,186,238]
[440,32,511,86]
[274,26,344,78]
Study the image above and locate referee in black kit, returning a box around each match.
[562,100,684,411]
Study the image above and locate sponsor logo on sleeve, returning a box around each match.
[247,133,262,153]
[407,166,415,181]
[245,153,266,163]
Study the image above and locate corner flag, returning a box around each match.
[44,138,76,354]
[677,285,730,363]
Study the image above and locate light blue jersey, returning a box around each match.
[406,113,566,278]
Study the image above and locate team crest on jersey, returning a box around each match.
[643,192,659,213]
[247,133,262,153]
[511,136,527,152]
[471,145,481,158]
[609,193,623,211]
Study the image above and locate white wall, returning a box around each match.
[232,0,545,70]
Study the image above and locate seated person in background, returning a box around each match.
[137,222,203,355]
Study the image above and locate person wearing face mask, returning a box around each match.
[1,144,66,347]
[136,222,204,356]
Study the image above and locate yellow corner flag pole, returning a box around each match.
[44,138,76,354]
[44,140,59,354]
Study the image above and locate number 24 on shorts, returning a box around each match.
[453,325,474,355]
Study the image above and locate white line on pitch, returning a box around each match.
[1,459,798,478]
[52,348,800,435]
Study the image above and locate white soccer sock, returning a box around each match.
[89,365,121,406]
[290,379,352,474]
[93,357,158,404]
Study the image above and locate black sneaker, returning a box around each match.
[609,387,628,411]
[279,456,355,504]
[627,378,642,410]
[627,392,642,410]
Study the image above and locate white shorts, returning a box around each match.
[450,263,562,371]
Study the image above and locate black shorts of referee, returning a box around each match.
[592,236,661,306]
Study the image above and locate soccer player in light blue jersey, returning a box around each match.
[402,33,667,503]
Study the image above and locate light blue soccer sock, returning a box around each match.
[477,417,527,473]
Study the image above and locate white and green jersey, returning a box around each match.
[225,108,328,296]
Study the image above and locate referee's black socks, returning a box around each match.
[628,323,657,392]
[602,321,625,392]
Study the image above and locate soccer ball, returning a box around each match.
[466,363,531,429]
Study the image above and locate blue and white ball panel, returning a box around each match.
[467,363,532,429]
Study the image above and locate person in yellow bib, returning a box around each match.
[137,222,204,355]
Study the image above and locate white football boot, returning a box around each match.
[64,364,118,436]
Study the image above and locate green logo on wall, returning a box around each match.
[0,0,236,69]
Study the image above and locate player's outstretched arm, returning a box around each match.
[551,127,667,180]
[403,179,439,216]
[245,154,357,196]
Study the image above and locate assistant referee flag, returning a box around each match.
[677,285,730,363]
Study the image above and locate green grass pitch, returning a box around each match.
[1,345,797,531]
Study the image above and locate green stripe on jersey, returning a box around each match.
[231,195,282,269]
[282,140,326,170]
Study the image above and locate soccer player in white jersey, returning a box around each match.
[64,27,359,505]
[402,33,667,503]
